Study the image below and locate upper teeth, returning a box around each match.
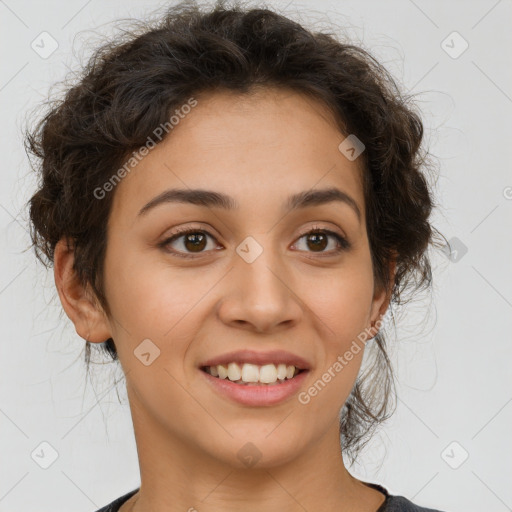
[205,363,299,384]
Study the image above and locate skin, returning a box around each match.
[54,87,394,512]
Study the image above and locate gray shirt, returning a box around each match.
[93,483,447,511]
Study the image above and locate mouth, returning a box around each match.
[199,364,310,407]
[200,363,307,386]
[197,350,311,406]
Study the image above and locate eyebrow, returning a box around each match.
[137,186,361,222]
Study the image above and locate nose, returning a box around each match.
[216,243,303,334]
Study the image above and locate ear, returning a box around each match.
[53,238,112,343]
[367,256,397,339]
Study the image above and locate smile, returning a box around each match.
[201,362,304,385]
[200,365,309,407]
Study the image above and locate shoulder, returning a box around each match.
[93,489,139,512]
[365,481,448,512]
[380,494,448,512]
[91,485,450,512]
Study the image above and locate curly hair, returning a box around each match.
[25,0,444,464]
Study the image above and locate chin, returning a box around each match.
[207,429,307,470]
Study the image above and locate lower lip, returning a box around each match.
[199,369,309,406]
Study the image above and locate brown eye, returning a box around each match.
[305,232,328,252]
[182,232,207,252]
[293,228,350,255]
[160,228,220,258]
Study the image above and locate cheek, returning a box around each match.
[299,264,374,401]
[103,253,231,387]
[102,247,199,355]
[304,265,375,341]
[297,277,372,421]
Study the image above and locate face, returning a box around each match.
[80,87,390,468]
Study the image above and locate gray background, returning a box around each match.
[1,1,511,511]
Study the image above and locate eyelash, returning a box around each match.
[159,225,351,260]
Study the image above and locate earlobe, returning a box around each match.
[368,257,397,339]
[367,287,389,340]
[53,238,112,343]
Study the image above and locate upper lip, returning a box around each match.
[200,350,311,371]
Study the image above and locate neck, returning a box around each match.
[122,388,385,512]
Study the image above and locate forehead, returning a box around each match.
[109,87,365,224]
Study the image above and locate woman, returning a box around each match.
[25,1,447,510]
